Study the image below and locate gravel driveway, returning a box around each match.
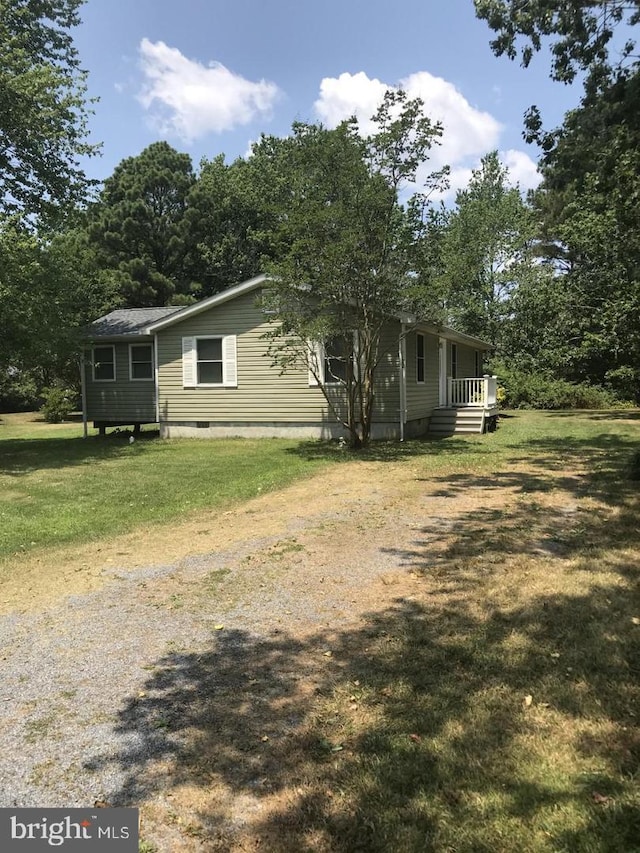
[0,456,523,848]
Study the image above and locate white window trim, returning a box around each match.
[182,335,238,388]
[128,342,154,382]
[92,344,116,383]
[308,341,322,386]
[416,333,425,385]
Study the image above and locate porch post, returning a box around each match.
[399,325,407,442]
[80,351,88,439]
[154,333,160,424]
[438,337,448,406]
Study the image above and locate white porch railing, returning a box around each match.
[447,375,498,408]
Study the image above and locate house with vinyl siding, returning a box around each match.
[82,274,497,439]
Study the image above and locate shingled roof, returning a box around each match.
[86,307,186,338]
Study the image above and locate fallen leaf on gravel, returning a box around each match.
[322,650,333,657]
[214,624,224,630]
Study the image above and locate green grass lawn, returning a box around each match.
[2,409,640,851]
[2,409,639,561]
[0,413,332,560]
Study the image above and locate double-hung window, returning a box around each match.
[182,335,237,388]
[416,333,425,383]
[197,338,224,385]
[129,343,153,380]
[323,336,350,384]
[93,345,115,382]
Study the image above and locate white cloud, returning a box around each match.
[445,165,475,199]
[400,71,501,168]
[313,71,543,202]
[314,70,501,174]
[314,72,389,134]
[137,38,281,141]
[501,148,542,192]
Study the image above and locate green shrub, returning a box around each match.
[40,385,75,423]
[604,366,639,402]
[0,369,40,412]
[494,365,630,410]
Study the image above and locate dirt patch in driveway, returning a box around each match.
[0,453,541,615]
[1,447,628,852]
[0,461,389,614]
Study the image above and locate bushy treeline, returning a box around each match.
[2,1,640,420]
[492,363,633,411]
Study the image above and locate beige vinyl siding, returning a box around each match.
[157,292,403,426]
[405,329,439,421]
[84,341,156,422]
[158,291,330,424]
[372,319,402,423]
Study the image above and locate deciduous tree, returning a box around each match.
[0,0,99,224]
[474,0,639,84]
[258,91,447,448]
[183,154,275,298]
[440,151,537,349]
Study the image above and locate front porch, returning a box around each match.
[430,375,499,435]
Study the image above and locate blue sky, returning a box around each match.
[75,0,582,198]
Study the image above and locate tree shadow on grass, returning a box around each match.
[82,416,640,849]
[0,431,159,476]
[394,454,639,591]
[419,431,639,507]
[90,571,640,850]
[288,436,494,464]
[544,409,640,422]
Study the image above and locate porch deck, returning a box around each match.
[429,376,499,435]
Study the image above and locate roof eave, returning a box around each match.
[401,318,492,350]
[86,332,153,343]
[439,327,494,350]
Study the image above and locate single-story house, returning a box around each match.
[82,274,498,439]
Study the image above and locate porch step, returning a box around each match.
[429,408,486,436]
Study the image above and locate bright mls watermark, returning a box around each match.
[0,809,138,851]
